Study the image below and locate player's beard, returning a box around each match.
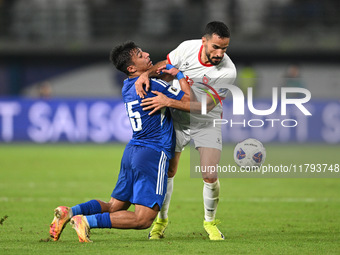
[206,52,223,66]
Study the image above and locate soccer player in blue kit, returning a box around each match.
[49,41,190,242]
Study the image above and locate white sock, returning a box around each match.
[203,179,220,222]
[159,177,174,219]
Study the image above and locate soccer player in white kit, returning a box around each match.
[136,21,237,241]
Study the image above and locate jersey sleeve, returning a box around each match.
[150,79,185,101]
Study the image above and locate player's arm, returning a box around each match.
[190,80,228,113]
[144,85,191,114]
[158,64,190,96]
[135,59,169,98]
[141,84,191,115]
[189,94,217,114]
[142,64,218,114]
[141,65,190,114]
[142,89,217,115]
[159,69,218,114]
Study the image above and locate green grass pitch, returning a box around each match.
[0,144,339,254]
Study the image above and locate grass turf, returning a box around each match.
[0,144,339,254]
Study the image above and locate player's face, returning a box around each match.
[131,48,153,73]
[202,34,229,65]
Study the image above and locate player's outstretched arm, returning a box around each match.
[141,89,191,115]
[135,60,168,98]
[141,65,191,114]
[142,90,217,115]
[155,65,219,114]
[189,94,216,114]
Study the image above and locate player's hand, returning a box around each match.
[135,72,150,98]
[157,64,185,80]
[157,64,180,77]
[141,91,169,115]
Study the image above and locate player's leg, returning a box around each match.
[49,198,130,241]
[70,203,160,242]
[70,146,168,242]
[149,124,190,239]
[49,200,102,241]
[50,199,104,241]
[148,151,181,239]
[198,146,224,240]
[68,198,132,243]
[98,197,131,213]
[109,203,159,229]
[50,144,133,241]
[198,146,220,217]
[199,146,220,183]
[192,122,224,240]
[159,151,181,218]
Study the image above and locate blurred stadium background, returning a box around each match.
[0,0,339,143]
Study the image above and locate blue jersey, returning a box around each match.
[122,77,184,159]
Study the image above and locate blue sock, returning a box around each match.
[85,215,98,228]
[71,200,102,216]
[71,205,82,216]
[85,213,111,228]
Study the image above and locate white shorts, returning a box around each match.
[173,121,222,152]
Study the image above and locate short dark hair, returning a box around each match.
[204,21,230,38]
[110,41,139,75]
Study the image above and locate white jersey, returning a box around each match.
[167,39,237,125]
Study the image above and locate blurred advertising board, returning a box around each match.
[0,98,339,143]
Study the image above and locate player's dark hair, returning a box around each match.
[110,41,139,75]
[204,21,230,39]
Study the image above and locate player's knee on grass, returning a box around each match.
[134,204,159,229]
[135,216,155,229]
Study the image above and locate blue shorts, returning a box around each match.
[111,144,168,209]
